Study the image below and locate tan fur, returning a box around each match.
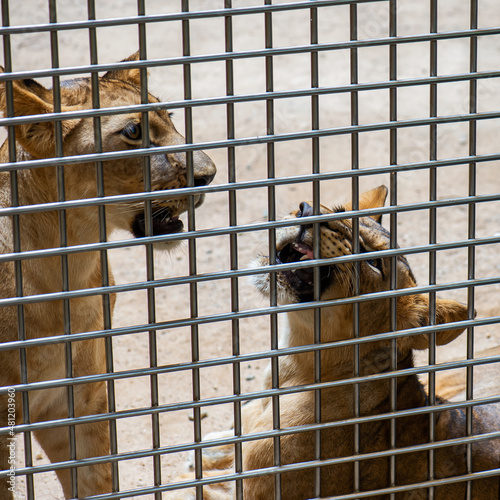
[422,346,500,401]
[0,53,216,499]
[170,186,499,499]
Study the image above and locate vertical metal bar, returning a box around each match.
[224,2,243,499]
[86,0,119,493]
[466,1,478,498]
[48,1,78,495]
[1,2,34,497]
[388,1,398,497]
[181,3,203,498]
[137,2,162,496]
[428,1,438,497]
[310,4,322,498]
[264,2,281,497]
[349,3,361,495]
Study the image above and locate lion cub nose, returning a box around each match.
[194,172,216,187]
[193,150,217,187]
[298,202,314,218]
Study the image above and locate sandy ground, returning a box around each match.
[2,0,500,498]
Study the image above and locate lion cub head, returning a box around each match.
[253,186,468,351]
[0,52,216,248]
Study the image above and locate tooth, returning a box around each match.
[300,255,309,261]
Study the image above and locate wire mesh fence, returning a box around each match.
[0,0,499,499]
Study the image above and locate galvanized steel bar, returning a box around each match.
[428,1,439,496]
[5,450,500,500]
[263,2,282,497]
[86,0,119,493]
[310,3,323,496]
[2,109,500,175]
[48,1,79,495]
[1,265,500,328]
[2,27,500,83]
[224,1,244,498]
[4,386,500,446]
[466,2,479,499]
[0,0,390,38]
[388,0,398,495]
[0,1,35,497]
[0,69,499,128]
[180,3,204,498]
[136,3,162,497]
[349,2,362,495]
[0,167,498,227]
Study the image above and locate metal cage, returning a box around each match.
[0,0,499,499]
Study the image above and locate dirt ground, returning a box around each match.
[3,0,500,498]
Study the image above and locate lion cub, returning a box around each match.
[0,53,215,498]
[175,186,499,499]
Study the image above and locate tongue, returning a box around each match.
[292,242,315,260]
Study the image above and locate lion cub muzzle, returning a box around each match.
[131,148,216,239]
[255,201,350,303]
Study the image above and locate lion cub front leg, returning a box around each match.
[164,430,235,500]
[34,381,111,498]
[193,398,269,472]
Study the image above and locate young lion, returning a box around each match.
[0,53,216,499]
[174,186,499,499]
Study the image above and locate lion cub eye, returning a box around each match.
[122,122,142,141]
[367,258,383,274]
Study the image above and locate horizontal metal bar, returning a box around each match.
[1,27,499,82]
[0,0,387,37]
[1,156,500,222]
[0,217,498,293]
[5,429,500,494]
[69,466,500,500]
[1,220,500,307]
[1,110,500,174]
[58,464,500,500]
[3,389,499,474]
[4,393,500,493]
[1,69,499,128]
[0,283,499,360]
[166,465,500,500]
[166,449,500,499]
[4,320,500,435]
[2,343,498,414]
[4,436,500,499]
[318,469,500,500]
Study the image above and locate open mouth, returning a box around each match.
[131,210,184,238]
[276,241,332,301]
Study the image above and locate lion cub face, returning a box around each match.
[253,186,408,304]
[0,53,216,247]
[253,186,468,347]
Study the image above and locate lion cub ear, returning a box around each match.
[102,52,147,87]
[0,70,80,158]
[404,294,470,350]
[344,185,388,224]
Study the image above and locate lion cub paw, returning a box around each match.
[186,430,235,472]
